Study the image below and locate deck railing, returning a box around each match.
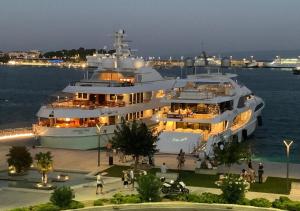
[0,127,34,139]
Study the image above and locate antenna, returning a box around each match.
[201,40,204,52]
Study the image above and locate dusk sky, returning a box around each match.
[1,0,300,56]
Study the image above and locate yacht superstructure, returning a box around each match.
[33,30,176,149]
[154,73,264,156]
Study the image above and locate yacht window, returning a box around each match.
[82,93,88,99]
[108,116,115,125]
[255,103,264,111]
[237,96,246,108]
[78,93,82,98]
[137,93,141,103]
[117,95,123,100]
[110,94,116,101]
[129,94,133,104]
[141,110,144,117]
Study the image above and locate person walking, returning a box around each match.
[160,162,168,174]
[129,169,135,190]
[248,166,256,183]
[258,163,264,183]
[177,153,182,170]
[181,151,186,167]
[96,174,104,194]
[123,172,129,188]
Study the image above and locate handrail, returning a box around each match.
[0,127,33,136]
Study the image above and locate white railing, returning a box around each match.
[0,127,34,140]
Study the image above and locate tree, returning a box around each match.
[137,174,161,202]
[111,118,158,170]
[35,151,53,185]
[6,146,33,173]
[213,137,250,173]
[0,54,10,63]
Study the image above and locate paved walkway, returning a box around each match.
[0,177,293,211]
[1,138,300,210]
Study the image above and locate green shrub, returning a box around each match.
[111,193,125,204]
[94,199,106,206]
[218,174,248,204]
[32,203,60,211]
[122,194,142,203]
[10,208,30,211]
[164,194,185,201]
[177,193,225,204]
[287,201,300,211]
[137,174,161,202]
[185,193,201,202]
[237,198,250,205]
[272,196,292,209]
[50,186,74,208]
[198,192,225,204]
[68,200,84,209]
[250,198,272,208]
[110,193,142,204]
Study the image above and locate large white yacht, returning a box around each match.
[154,72,264,157]
[265,56,300,68]
[33,30,176,149]
[86,52,108,68]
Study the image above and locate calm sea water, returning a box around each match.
[0,65,299,163]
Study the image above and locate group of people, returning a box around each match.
[122,169,136,190]
[240,161,264,184]
[177,149,186,170]
[96,169,138,195]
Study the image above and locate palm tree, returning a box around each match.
[35,151,53,185]
[111,118,158,170]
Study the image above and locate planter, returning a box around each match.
[8,171,28,176]
[35,183,55,190]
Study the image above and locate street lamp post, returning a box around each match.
[96,124,104,167]
[283,139,293,191]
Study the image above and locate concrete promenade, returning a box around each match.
[1,138,300,210]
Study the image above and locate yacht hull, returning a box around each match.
[34,118,157,150]
[39,134,112,150]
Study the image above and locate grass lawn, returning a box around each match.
[101,165,131,177]
[249,177,291,194]
[102,165,298,194]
